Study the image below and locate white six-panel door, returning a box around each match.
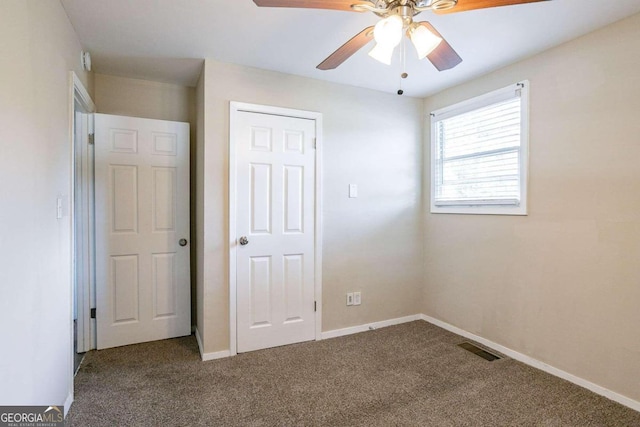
[94,114,190,350]
[235,111,317,353]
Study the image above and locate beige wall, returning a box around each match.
[422,13,640,402]
[198,60,424,353]
[94,74,195,123]
[94,73,199,326]
[0,0,92,407]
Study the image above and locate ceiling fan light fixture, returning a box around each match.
[368,14,403,64]
[409,24,443,60]
[368,43,395,65]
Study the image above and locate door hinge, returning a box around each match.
[88,133,95,145]
[313,138,317,149]
[90,308,96,319]
[314,301,317,312]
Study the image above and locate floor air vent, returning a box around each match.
[458,342,501,361]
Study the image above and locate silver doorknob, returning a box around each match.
[179,238,188,247]
[239,236,249,246]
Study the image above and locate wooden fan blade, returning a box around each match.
[417,22,463,71]
[253,0,367,12]
[317,26,374,70]
[435,0,550,14]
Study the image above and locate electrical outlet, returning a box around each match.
[353,292,361,306]
[346,293,354,306]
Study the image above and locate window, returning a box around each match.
[430,82,529,215]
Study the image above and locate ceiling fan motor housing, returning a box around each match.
[370,0,458,20]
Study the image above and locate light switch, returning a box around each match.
[349,184,358,198]
[56,197,63,219]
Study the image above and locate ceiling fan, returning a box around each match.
[252,0,549,72]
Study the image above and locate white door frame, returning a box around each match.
[229,102,323,356]
[68,71,95,413]
[70,72,96,354]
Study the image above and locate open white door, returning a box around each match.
[234,109,317,353]
[94,114,190,350]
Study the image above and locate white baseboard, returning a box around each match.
[321,314,422,340]
[419,314,640,413]
[194,327,231,362]
[201,349,231,361]
[64,391,73,417]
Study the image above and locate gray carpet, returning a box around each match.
[67,321,640,426]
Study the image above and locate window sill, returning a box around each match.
[430,204,527,216]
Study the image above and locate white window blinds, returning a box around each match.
[430,82,528,215]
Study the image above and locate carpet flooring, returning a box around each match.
[67,321,640,426]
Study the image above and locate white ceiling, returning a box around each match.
[61,0,640,97]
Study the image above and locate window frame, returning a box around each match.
[430,81,530,216]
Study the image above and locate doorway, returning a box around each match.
[71,73,96,377]
[229,102,323,354]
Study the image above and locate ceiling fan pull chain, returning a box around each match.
[398,38,407,95]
